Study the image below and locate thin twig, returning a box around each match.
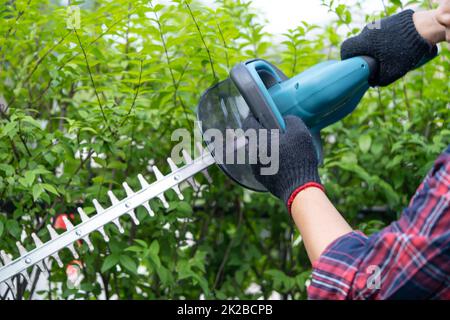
[402,78,412,120]
[28,16,128,111]
[73,28,113,135]
[25,30,72,85]
[6,30,72,112]
[119,59,143,127]
[1,0,33,70]
[184,1,218,81]
[150,1,193,130]
[213,200,244,291]
[28,268,42,299]
[216,22,230,71]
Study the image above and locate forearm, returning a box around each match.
[290,187,352,263]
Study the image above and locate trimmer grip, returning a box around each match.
[360,56,379,84]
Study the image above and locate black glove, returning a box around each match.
[341,9,437,87]
[243,115,322,211]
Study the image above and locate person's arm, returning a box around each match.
[417,0,450,44]
[294,3,450,264]
[436,0,450,42]
[413,9,446,45]
[243,4,450,299]
[290,188,351,263]
[307,146,450,300]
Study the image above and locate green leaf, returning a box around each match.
[156,266,173,286]
[42,183,59,195]
[24,171,36,187]
[341,152,358,165]
[0,221,4,238]
[33,167,52,175]
[22,116,42,129]
[359,134,372,153]
[0,164,14,176]
[371,140,384,155]
[377,178,400,205]
[149,240,160,255]
[119,255,137,274]
[134,239,148,248]
[1,122,17,138]
[295,274,306,291]
[101,254,120,273]
[6,220,21,239]
[174,201,193,215]
[32,184,44,201]
[147,240,161,269]
[176,260,192,280]
[125,245,142,253]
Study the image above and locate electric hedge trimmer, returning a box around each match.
[0,52,435,296]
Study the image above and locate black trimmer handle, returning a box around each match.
[360,56,379,83]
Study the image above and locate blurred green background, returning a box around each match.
[0,0,448,299]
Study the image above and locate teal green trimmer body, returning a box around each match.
[197,54,434,191]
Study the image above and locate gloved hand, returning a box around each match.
[243,115,323,212]
[341,9,438,87]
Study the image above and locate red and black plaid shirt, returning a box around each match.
[308,145,450,300]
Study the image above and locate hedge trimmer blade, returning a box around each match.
[0,147,215,294]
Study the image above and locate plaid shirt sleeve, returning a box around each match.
[308,145,450,300]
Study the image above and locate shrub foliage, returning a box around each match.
[0,0,448,299]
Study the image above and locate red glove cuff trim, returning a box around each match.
[287,182,325,214]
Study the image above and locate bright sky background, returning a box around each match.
[247,0,385,34]
[202,0,387,35]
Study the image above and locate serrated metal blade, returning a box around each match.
[182,149,201,191]
[167,157,184,200]
[0,151,215,285]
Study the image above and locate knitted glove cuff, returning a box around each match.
[395,9,434,47]
[278,157,322,208]
[387,9,437,66]
[341,9,438,86]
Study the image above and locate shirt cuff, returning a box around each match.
[308,230,369,300]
